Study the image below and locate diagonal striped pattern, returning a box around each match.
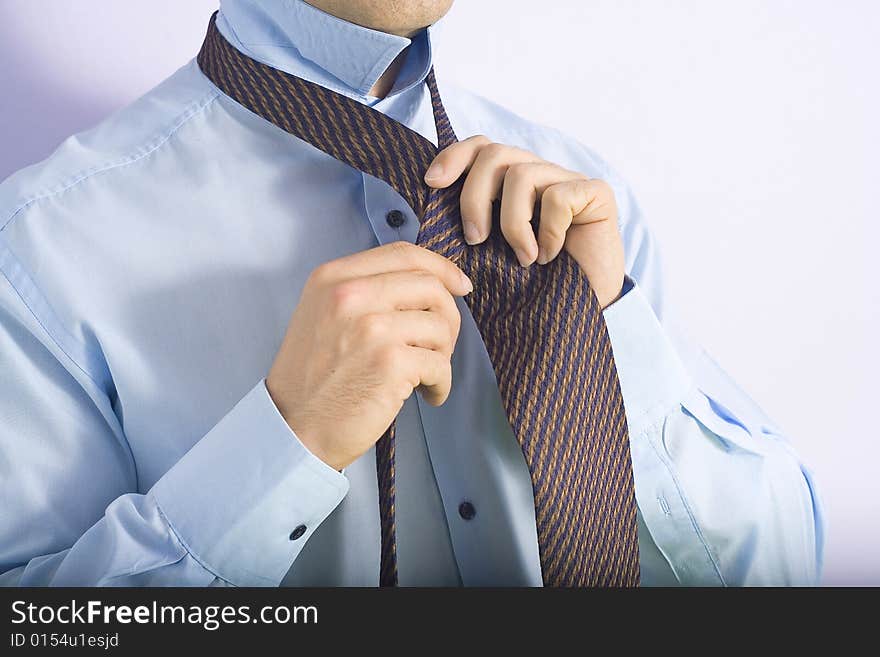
[198,13,639,587]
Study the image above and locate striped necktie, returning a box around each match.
[197,13,639,587]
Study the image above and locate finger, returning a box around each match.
[567,178,618,226]
[500,162,583,266]
[536,182,576,264]
[332,270,461,339]
[404,346,453,406]
[423,135,491,188]
[459,143,539,245]
[314,241,472,296]
[375,310,455,356]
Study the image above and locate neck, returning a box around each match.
[369,50,407,99]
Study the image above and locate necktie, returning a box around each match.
[197,13,639,587]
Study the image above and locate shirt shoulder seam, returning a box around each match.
[0,235,109,394]
[0,88,221,234]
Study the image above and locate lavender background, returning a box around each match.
[1,0,877,585]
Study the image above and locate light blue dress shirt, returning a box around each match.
[0,0,823,586]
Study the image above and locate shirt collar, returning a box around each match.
[216,0,434,102]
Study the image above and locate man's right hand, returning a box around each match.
[266,241,472,471]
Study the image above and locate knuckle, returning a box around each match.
[481,141,510,163]
[417,268,440,282]
[506,161,537,182]
[375,343,402,373]
[542,183,566,206]
[432,265,459,294]
[308,261,335,287]
[467,134,492,147]
[423,355,452,406]
[329,280,362,314]
[417,270,444,296]
[356,313,388,342]
[390,240,416,253]
[438,287,459,315]
[442,319,457,351]
[575,178,596,195]
[438,357,453,387]
[429,311,453,344]
[601,182,618,206]
[388,240,421,265]
[414,270,443,299]
[541,221,566,243]
[422,347,441,372]
[387,238,411,255]
[448,301,462,328]
[592,177,611,192]
[582,177,609,197]
[447,299,462,331]
[586,179,617,212]
[426,272,448,295]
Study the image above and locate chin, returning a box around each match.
[334,0,455,37]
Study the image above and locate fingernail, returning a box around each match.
[460,271,473,293]
[536,247,548,265]
[462,220,481,245]
[514,247,534,267]
[424,163,444,182]
[529,241,539,262]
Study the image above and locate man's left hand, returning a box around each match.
[424,136,625,309]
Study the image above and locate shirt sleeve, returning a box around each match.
[0,271,348,587]
[600,175,824,586]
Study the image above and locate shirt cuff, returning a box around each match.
[602,280,692,438]
[150,379,349,586]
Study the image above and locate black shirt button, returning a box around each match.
[458,501,476,521]
[289,525,307,540]
[385,209,406,228]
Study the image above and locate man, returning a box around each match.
[0,0,822,586]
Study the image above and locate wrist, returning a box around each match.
[600,274,631,310]
[265,376,345,471]
[295,429,346,472]
[596,272,626,310]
